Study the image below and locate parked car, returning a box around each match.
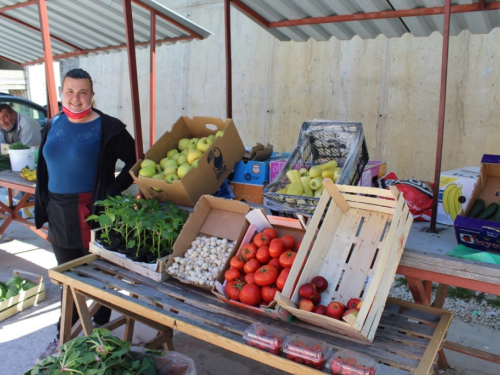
[0,93,47,127]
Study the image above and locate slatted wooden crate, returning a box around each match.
[0,270,46,322]
[275,179,413,343]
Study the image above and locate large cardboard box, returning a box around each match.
[437,166,480,226]
[455,155,500,251]
[130,117,245,207]
[165,195,250,291]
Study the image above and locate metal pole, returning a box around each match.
[150,11,156,147]
[224,0,232,119]
[122,0,144,160]
[37,0,59,118]
[430,0,452,232]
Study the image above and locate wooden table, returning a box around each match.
[0,169,48,241]
[49,254,452,375]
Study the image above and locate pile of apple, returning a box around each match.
[277,160,343,197]
[223,228,300,307]
[138,131,224,183]
[297,278,362,324]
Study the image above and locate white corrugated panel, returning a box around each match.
[236,0,500,41]
[0,0,211,65]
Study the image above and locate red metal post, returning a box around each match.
[37,0,59,118]
[122,0,144,160]
[430,0,452,231]
[225,0,232,119]
[150,11,156,147]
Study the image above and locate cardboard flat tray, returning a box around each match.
[0,270,46,322]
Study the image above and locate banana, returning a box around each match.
[445,183,463,220]
[20,168,37,182]
[442,183,455,215]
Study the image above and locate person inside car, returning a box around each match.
[0,103,42,146]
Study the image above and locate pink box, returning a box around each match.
[269,159,303,183]
[358,161,386,187]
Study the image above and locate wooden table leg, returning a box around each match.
[432,284,449,309]
[406,276,431,306]
[145,329,175,351]
[71,287,94,336]
[60,285,74,344]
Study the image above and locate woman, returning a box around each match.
[35,68,137,359]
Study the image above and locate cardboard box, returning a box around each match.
[454,155,500,251]
[436,166,480,226]
[165,195,250,291]
[231,160,269,185]
[213,210,307,321]
[230,182,264,204]
[358,160,386,187]
[130,117,245,207]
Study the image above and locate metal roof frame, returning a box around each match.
[225,0,500,232]
[0,0,212,159]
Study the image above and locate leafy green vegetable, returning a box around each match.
[25,329,158,375]
[9,141,30,150]
[5,285,20,299]
[22,282,36,291]
[5,275,24,288]
[0,154,11,171]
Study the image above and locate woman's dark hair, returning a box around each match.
[63,68,93,93]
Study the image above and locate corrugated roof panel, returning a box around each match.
[236,0,500,41]
[0,0,211,65]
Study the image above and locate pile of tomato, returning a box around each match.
[224,227,300,307]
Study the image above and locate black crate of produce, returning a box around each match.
[264,120,368,216]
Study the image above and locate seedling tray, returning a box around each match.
[276,179,413,342]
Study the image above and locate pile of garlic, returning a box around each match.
[167,235,235,287]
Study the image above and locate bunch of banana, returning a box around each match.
[442,183,462,220]
[20,167,36,182]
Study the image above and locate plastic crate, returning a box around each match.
[264,120,368,216]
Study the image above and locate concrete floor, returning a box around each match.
[1,221,499,375]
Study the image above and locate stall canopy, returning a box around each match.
[225,0,500,232]
[0,0,212,158]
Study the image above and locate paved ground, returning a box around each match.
[1,220,500,375]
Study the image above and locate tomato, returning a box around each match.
[230,255,245,270]
[296,240,302,251]
[224,268,241,282]
[262,227,278,240]
[269,238,285,258]
[279,251,296,269]
[276,267,290,290]
[244,272,255,284]
[255,246,271,264]
[239,283,262,306]
[243,258,261,274]
[240,243,257,261]
[253,233,271,248]
[261,285,279,304]
[225,280,244,301]
[281,235,296,250]
[268,258,282,273]
[253,265,279,286]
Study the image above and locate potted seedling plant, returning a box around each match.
[86,198,119,250]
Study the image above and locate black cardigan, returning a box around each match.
[35,109,137,229]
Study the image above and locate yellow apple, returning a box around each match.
[215,130,224,139]
[160,158,178,170]
[177,163,193,179]
[208,134,215,143]
[166,149,179,158]
[165,173,180,184]
[177,155,188,165]
[191,159,199,168]
[140,159,156,169]
[152,172,165,179]
[188,138,200,148]
[163,166,178,176]
[187,150,203,165]
[197,137,213,152]
[139,166,156,178]
[178,138,190,151]
[187,144,198,152]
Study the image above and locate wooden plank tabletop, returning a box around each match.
[49,256,453,375]
[0,169,36,191]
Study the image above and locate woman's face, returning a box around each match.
[61,77,93,112]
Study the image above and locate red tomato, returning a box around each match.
[269,238,285,258]
[261,285,279,304]
[296,240,302,251]
[230,255,245,270]
[255,246,271,264]
[262,228,278,240]
[253,265,279,286]
[224,268,241,282]
[268,258,283,273]
[244,272,255,284]
[239,283,262,306]
[276,267,290,290]
[243,258,261,274]
[279,251,296,269]
[224,280,243,301]
[240,243,257,261]
[253,233,271,248]
[281,235,296,250]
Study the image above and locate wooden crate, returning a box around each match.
[0,270,46,322]
[276,179,413,343]
[89,230,170,282]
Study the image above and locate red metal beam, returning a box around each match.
[430,0,452,232]
[0,0,37,12]
[22,35,195,65]
[230,0,270,29]
[0,13,82,51]
[224,0,232,119]
[122,0,144,161]
[37,0,59,119]
[150,11,156,147]
[0,55,23,66]
[131,0,204,40]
